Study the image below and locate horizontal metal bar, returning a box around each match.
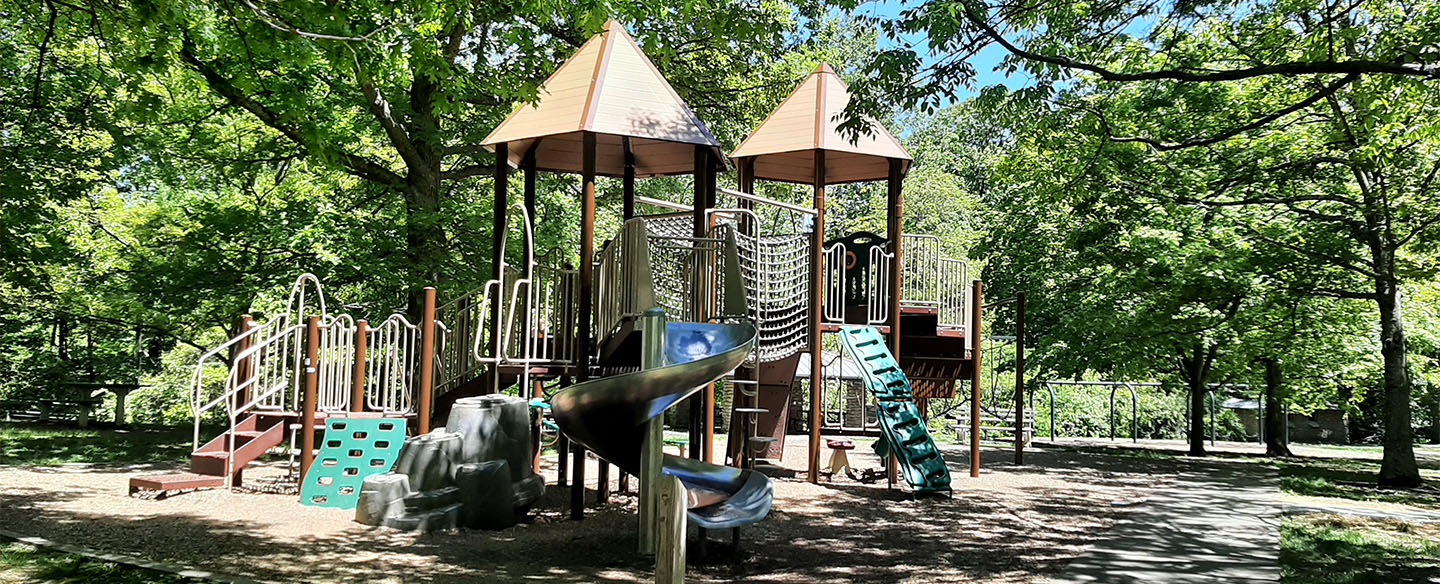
[717,187,818,217]
[635,195,692,212]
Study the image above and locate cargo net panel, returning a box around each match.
[643,215,810,363]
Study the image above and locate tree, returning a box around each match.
[848,0,1440,486]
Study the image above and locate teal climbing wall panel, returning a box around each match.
[838,327,952,496]
[300,417,406,508]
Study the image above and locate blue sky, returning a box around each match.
[848,0,1035,103]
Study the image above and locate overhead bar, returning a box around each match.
[718,187,818,217]
[635,195,692,212]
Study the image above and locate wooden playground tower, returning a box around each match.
[131,20,1001,504]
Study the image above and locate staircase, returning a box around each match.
[129,412,295,497]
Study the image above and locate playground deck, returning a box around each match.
[0,438,1164,583]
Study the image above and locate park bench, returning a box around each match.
[947,408,1034,445]
[0,398,103,427]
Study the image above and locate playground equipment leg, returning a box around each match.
[300,316,321,480]
[1014,292,1025,465]
[637,309,665,555]
[969,280,983,478]
[654,474,687,584]
[417,288,436,434]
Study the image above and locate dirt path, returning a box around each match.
[0,438,1181,583]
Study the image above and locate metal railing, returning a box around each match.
[822,243,846,323]
[363,314,421,414]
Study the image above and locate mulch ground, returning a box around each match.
[0,437,1177,583]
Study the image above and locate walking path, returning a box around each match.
[1049,459,1281,583]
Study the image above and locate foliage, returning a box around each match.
[0,542,199,584]
[1280,457,1440,509]
[1282,515,1440,584]
[0,423,198,467]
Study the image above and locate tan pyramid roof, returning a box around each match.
[482,20,724,177]
[730,64,911,185]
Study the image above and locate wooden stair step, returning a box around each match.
[128,473,225,495]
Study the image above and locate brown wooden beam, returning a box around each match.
[417,287,437,433]
[301,316,320,478]
[351,320,368,413]
[1014,292,1027,466]
[969,280,983,478]
[573,132,597,520]
[623,136,636,220]
[808,149,826,484]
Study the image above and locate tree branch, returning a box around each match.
[1106,74,1359,151]
[963,4,1440,82]
[236,0,378,42]
[178,34,405,188]
[353,51,423,170]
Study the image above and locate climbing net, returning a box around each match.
[641,214,811,362]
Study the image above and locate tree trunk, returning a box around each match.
[1261,357,1291,457]
[404,172,445,317]
[1188,378,1207,456]
[1182,345,1210,456]
[1376,280,1420,487]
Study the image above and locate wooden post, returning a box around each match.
[558,374,572,489]
[492,141,510,396]
[417,287,437,434]
[886,159,903,365]
[573,131,597,520]
[654,474,687,584]
[523,147,538,219]
[702,150,717,464]
[301,316,321,479]
[235,315,255,407]
[623,136,636,220]
[638,309,665,554]
[1014,293,1026,465]
[886,158,904,488]
[494,142,510,281]
[351,320,368,413]
[969,280,983,478]
[689,145,708,461]
[737,157,756,236]
[808,149,826,484]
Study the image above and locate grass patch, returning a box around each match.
[1282,514,1440,583]
[0,423,196,467]
[0,542,197,583]
[1280,457,1440,509]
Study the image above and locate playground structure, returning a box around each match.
[125,20,1025,578]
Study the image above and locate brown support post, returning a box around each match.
[886,158,904,488]
[557,375,572,488]
[886,158,904,362]
[703,150,718,464]
[493,142,510,281]
[572,132,597,520]
[523,147,538,218]
[969,280,983,478]
[301,316,321,479]
[235,315,255,407]
[622,136,636,220]
[808,150,826,484]
[351,320,368,413]
[686,145,707,461]
[737,157,756,237]
[417,287,437,434]
[1014,292,1027,465]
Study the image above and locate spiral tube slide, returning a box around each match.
[550,318,773,529]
